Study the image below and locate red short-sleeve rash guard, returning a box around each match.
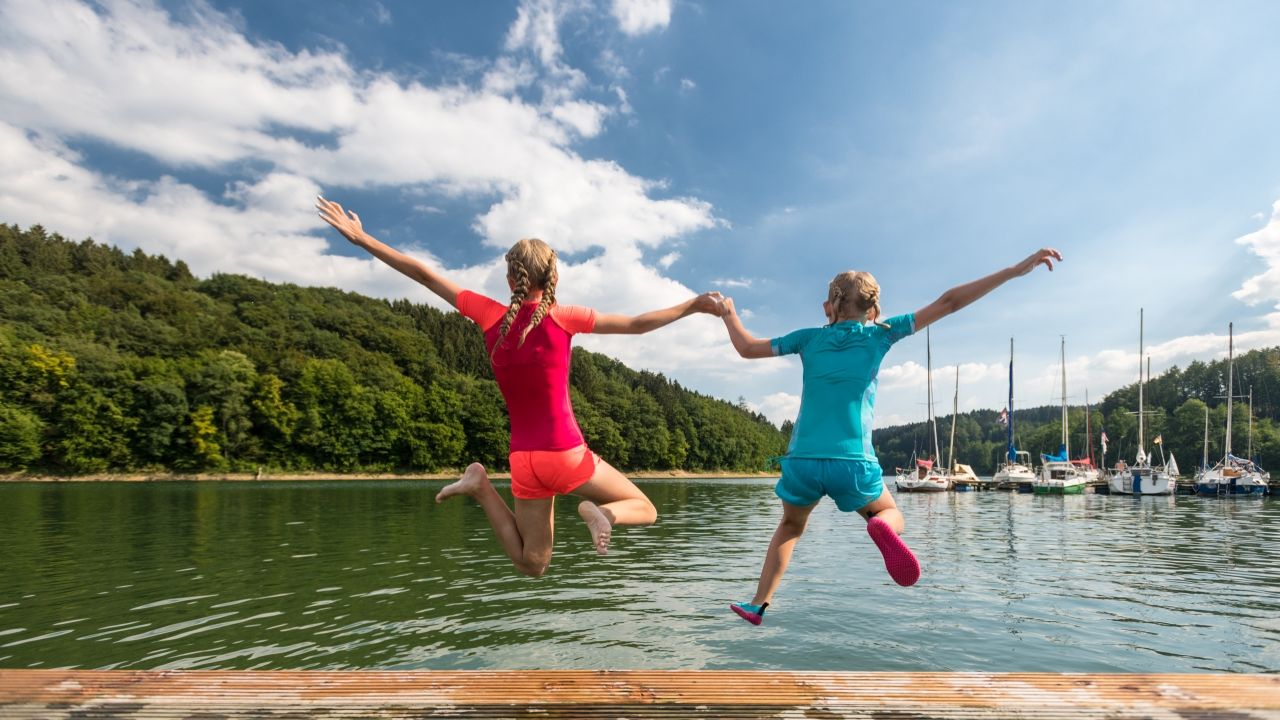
[455,290,597,451]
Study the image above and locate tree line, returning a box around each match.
[0,224,786,474]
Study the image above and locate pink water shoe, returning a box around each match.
[867,516,920,586]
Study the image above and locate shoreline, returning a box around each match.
[0,469,778,483]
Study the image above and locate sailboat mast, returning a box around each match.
[1007,337,1015,463]
[1060,337,1069,457]
[928,327,940,464]
[1248,387,1254,460]
[1138,309,1145,462]
[1202,405,1209,471]
[1085,389,1093,464]
[1225,323,1234,459]
[948,366,958,471]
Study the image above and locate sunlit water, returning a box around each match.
[0,480,1276,672]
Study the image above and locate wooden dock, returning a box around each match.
[1,670,1277,718]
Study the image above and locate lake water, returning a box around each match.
[0,480,1276,672]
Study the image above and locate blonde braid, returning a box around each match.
[517,258,557,348]
[491,259,529,358]
[862,284,889,329]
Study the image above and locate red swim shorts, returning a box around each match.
[508,444,602,500]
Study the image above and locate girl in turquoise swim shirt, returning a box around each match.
[720,248,1062,625]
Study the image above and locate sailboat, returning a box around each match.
[992,338,1035,491]
[1109,309,1174,495]
[895,327,952,493]
[946,367,984,490]
[1196,323,1269,496]
[1070,390,1100,483]
[1034,337,1088,494]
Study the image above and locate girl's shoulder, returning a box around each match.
[548,303,596,335]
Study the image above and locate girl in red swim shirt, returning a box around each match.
[318,197,723,576]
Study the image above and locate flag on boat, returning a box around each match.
[998,408,1008,426]
[1100,430,1108,456]
[1153,434,1163,445]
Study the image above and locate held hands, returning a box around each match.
[1013,248,1063,276]
[316,196,366,244]
[690,291,728,317]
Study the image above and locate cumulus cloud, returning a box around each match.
[0,0,765,384]
[611,0,672,36]
[1233,198,1280,310]
[744,392,800,427]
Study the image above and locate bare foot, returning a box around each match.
[436,463,490,503]
[577,501,612,555]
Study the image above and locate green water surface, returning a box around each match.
[0,480,1276,672]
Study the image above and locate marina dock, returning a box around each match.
[2,670,1278,718]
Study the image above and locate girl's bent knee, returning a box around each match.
[519,563,549,578]
[780,516,809,534]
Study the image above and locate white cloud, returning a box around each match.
[711,277,752,289]
[611,0,672,36]
[1233,198,1280,311]
[373,2,391,25]
[0,0,761,384]
[550,99,611,138]
[679,77,697,93]
[745,392,800,427]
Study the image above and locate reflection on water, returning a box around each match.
[0,480,1276,672]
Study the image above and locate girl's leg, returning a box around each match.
[857,486,919,586]
[570,458,657,554]
[857,486,905,533]
[750,500,818,606]
[436,463,555,577]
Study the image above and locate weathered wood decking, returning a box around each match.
[1,670,1278,718]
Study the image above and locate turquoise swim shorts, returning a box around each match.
[776,457,884,512]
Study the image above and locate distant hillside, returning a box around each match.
[0,223,785,473]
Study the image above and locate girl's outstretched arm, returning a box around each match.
[913,248,1062,331]
[593,292,725,334]
[316,196,463,308]
[720,297,774,359]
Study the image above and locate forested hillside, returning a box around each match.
[0,224,786,473]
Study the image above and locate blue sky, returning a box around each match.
[3,0,1280,429]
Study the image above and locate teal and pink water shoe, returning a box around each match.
[730,601,768,625]
[867,516,921,586]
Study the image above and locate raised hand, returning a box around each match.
[719,296,738,318]
[316,196,366,244]
[1013,248,1063,276]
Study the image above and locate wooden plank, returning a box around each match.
[1,670,1277,718]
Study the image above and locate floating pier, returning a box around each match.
[1,670,1278,718]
